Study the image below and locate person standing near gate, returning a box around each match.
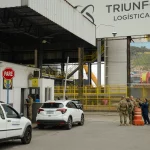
[26,94,33,121]
[136,98,142,108]
[139,98,150,125]
[130,95,136,120]
[130,96,137,107]
[118,96,128,126]
[127,97,134,125]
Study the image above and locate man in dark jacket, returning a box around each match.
[140,98,150,125]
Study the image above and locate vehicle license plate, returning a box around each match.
[47,111,54,114]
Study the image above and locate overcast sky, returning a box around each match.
[131,42,150,49]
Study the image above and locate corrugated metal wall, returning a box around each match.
[0,0,21,8]
[28,0,96,46]
[105,38,127,85]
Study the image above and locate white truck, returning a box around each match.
[0,101,32,144]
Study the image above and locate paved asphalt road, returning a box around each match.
[0,114,150,150]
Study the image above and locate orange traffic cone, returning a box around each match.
[133,107,144,126]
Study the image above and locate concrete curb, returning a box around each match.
[32,124,38,129]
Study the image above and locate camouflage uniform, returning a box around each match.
[27,97,33,121]
[131,98,136,122]
[136,99,142,108]
[127,99,134,125]
[132,99,136,107]
[118,99,128,125]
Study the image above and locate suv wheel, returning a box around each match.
[78,114,84,126]
[38,124,44,129]
[21,127,32,144]
[66,117,72,130]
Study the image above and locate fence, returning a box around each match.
[54,85,150,111]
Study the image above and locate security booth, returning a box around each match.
[28,75,54,122]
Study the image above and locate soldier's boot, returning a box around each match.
[120,123,123,126]
[124,123,128,126]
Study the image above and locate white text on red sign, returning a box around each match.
[4,71,14,77]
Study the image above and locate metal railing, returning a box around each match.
[54,85,150,111]
[42,68,65,79]
[54,85,127,111]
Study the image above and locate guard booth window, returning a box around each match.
[45,88,51,101]
[29,88,40,102]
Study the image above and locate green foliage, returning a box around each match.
[130,46,150,70]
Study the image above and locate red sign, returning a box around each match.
[2,68,15,80]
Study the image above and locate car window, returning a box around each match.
[70,102,77,109]
[41,103,64,108]
[0,106,5,119]
[66,102,72,108]
[2,104,19,118]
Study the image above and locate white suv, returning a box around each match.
[0,102,32,144]
[36,100,84,130]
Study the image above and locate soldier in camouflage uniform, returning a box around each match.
[130,96,136,122]
[118,96,128,126]
[127,97,134,125]
[27,94,33,121]
[130,96,136,106]
[136,98,142,108]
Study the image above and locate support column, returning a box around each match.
[78,47,84,98]
[97,39,101,86]
[37,40,43,78]
[61,63,64,72]
[61,63,65,83]
[88,63,92,85]
[34,49,38,68]
[61,52,65,78]
[127,36,131,96]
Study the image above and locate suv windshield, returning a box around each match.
[41,103,64,108]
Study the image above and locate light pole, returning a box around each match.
[127,36,132,96]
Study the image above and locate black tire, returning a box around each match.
[66,117,72,130]
[78,114,84,126]
[38,124,44,129]
[21,127,32,144]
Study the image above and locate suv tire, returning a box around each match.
[78,114,84,126]
[66,117,72,130]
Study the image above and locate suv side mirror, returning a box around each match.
[77,105,81,109]
[20,113,24,117]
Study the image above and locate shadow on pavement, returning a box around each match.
[33,124,80,131]
[0,125,82,149]
[0,141,23,149]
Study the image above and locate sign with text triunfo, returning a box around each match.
[2,68,15,104]
[67,0,150,38]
